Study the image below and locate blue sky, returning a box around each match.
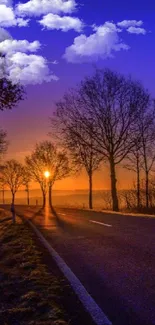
[0,0,155,189]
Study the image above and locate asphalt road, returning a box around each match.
[14,206,155,325]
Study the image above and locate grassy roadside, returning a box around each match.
[0,213,94,325]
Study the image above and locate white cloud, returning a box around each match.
[127,26,146,35]
[0,27,12,42]
[0,39,40,54]
[117,20,143,28]
[0,0,12,6]
[39,13,83,32]
[16,17,30,27]
[63,22,129,63]
[0,2,58,85]
[0,4,16,27]
[3,52,59,85]
[16,0,77,16]
[0,2,30,27]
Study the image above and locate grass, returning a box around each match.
[0,215,70,325]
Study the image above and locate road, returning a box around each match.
[14,206,155,325]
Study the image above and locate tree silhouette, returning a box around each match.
[26,141,70,208]
[0,160,24,204]
[52,69,150,211]
[51,113,102,209]
[0,53,25,158]
[22,167,31,205]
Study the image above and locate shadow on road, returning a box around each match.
[50,206,77,233]
[30,207,45,221]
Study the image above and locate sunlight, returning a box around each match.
[44,171,50,179]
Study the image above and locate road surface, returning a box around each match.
[15,206,155,325]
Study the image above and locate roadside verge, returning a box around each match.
[0,214,96,325]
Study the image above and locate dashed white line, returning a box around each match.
[89,220,112,227]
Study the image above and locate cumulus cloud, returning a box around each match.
[0,0,13,5]
[63,22,129,63]
[16,0,77,16]
[0,27,12,42]
[127,26,146,35]
[0,1,58,85]
[0,1,30,27]
[2,52,58,85]
[0,4,16,27]
[16,17,30,27]
[39,13,83,32]
[117,20,143,28]
[0,39,40,54]
[0,27,58,85]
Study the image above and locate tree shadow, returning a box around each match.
[50,205,78,234]
[30,207,45,222]
[0,217,12,223]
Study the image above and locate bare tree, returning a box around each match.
[0,129,7,157]
[0,53,25,111]
[22,167,31,205]
[137,108,155,208]
[52,69,150,211]
[124,141,143,209]
[0,177,5,204]
[26,141,70,208]
[26,155,47,207]
[0,160,24,204]
[0,78,25,111]
[0,54,25,158]
[52,118,103,209]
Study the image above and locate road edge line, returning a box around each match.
[22,217,112,325]
[89,220,112,227]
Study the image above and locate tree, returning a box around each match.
[25,154,47,208]
[0,160,24,204]
[0,53,25,111]
[26,141,70,208]
[0,177,6,204]
[51,116,102,209]
[0,53,25,158]
[0,78,25,111]
[137,106,155,208]
[0,128,7,157]
[22,167,31,205]
[125,141,143,209]
[52,69,150,211]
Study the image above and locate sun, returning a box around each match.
[44,171,50,179]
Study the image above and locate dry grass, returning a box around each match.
[0,216,69,325]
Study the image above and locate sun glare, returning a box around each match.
[44,171,50,179]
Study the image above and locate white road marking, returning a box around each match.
[90,220,112,227]
[23,217,112,325]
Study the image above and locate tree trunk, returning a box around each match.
[12,192,15,205]
[27,188,30,206]
[88,172,93,209]
[109,157,119,211]
[2,187,5,205]
[145,171,149,209]
[49,184,52,208]
[42,191,46,208]
[136,155,141,209]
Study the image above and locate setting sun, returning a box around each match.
[44,171,50,179]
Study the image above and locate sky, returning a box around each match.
[0,0,155,190]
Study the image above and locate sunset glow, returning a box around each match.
[44,171,50,179]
